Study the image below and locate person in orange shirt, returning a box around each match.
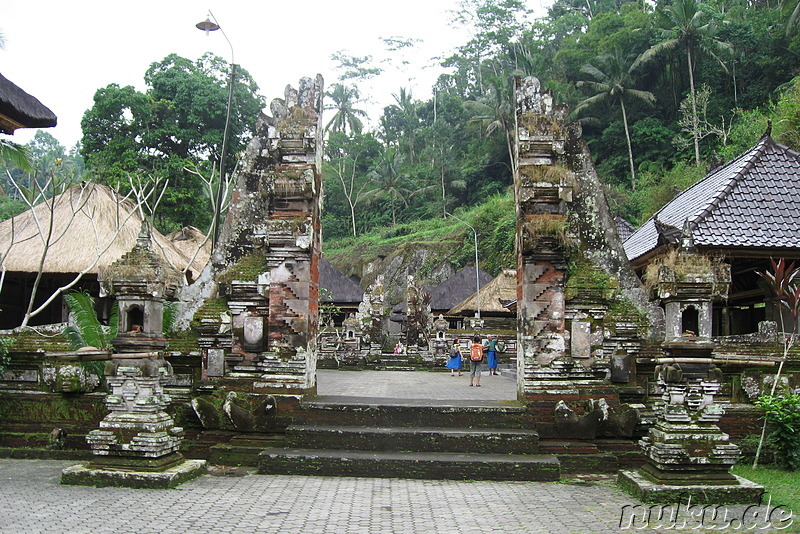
[468,335,484,387]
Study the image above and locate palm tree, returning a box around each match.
[0,139,32,172]
[782,0,800,37]
[637,0,732,165]
[324,83,367,135]
[381,88,419,163]
[362,148,413,227]
[573,50,656,189]
[464,74,516,176]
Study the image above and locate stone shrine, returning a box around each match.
[61,223,206,488]
[618,249,763,503]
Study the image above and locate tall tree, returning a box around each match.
[637,0,732,164]
[323,132,381,237]
[363,148,412,227]
[81,53,265,233]
[381,88,420,163]
[573,49,656,188]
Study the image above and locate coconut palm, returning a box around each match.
[0,139,32,172]
[573,50,656,189]
[381,88,420,163]
[782,0,800,37]
[636,0,732,165]
[324,83,367,135]
[362,148,411,227]
[464,74,516,175]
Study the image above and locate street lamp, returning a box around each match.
[446,212,481,319]
[196,11,236,246]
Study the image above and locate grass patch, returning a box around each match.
[732,464,800,516]
[324,191,516,277]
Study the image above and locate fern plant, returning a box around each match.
[62,291,118,350]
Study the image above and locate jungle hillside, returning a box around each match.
[3,0,800,281]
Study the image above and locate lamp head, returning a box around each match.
[196,17,220,35]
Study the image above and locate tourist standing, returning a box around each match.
[446,340,463,376]
[484,334,499,375]
[469,335,484,387]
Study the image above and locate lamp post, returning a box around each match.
[446,212,481,319]
[196,11,236,246]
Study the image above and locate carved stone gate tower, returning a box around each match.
[189,76,324,409]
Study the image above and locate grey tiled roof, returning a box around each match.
[624,136,800,261]
[427,265,494,311]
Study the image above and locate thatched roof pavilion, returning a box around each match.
[0,183,208,279]
[448,269,517,316]
[0,72,57,134]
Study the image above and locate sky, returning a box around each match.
[0,0,546,150]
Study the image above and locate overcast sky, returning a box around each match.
[1,0,545,149]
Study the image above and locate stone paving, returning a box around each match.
[1,371,795,533]
[0,459,638,534]
[316,369,517,401]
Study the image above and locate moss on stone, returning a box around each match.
[566,260,618,300]
[217,254,267,283]
[605,298,650,329]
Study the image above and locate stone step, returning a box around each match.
[286,425,539,454]
[299,397,531,429]
[258,448,560,481]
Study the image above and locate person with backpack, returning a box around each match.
[446,340,463,377]
[469,335,484,387]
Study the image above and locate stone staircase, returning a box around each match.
[257,397,560,481]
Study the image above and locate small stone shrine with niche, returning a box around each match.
[618,248,763,503]
[61,223,206,489]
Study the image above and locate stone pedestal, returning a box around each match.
[619,340,763,503]
[62,353,206,489]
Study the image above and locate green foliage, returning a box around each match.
[755,394,800,470]
[163,301,178,336]
[0,196,26,220]
[325,83,367,135]
[62,291,117,350]
[773,78,800,150]
[566,260,618,300]
[720,108,771,161]
[325,191,516,277]
[608,162,707,225]
[80,53,265,233]
[732,464,800,514]
[217,254,268,283]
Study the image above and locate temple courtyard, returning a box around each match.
[0,370,794,533]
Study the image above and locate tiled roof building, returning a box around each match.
[624,134,800,335]
[625,135,800,264]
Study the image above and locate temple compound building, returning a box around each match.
[1,74,794,502]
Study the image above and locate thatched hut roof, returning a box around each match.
[319,257,363,304]
[0,73,57,134]
[0,183,203,278]
[448,269,517,316]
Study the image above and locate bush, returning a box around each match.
[755,394,800,470]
